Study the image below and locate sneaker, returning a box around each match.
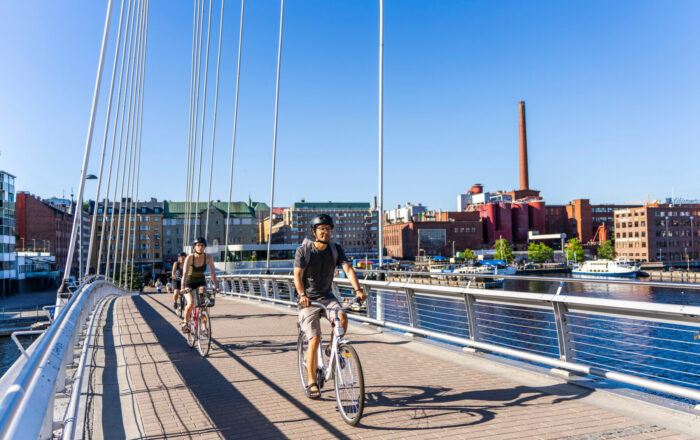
[324,345,331,357]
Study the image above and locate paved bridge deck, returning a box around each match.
[83,291,697,439]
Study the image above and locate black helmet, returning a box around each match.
[178,252,187,257]
[311,214,334,229]
[192,237,207,246]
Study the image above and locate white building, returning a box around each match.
[1,170,17,297]
[385,203,428,224]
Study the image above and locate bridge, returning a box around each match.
[1,273,699,439]
[2,0,700,438]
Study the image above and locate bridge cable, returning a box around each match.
[109,0,143,283]
[130,0,149,288]
[378,0,385,267]
[186,0,207,245]
[60,0,115,289]
[86,0,127,277]
[183,0,201,250]
[265,0,285,272]
[105,0,140,280]
[224,0,246,270]
[97,0,135,276]
[115,0,144,285]
[194,0,214,239]
[123,1,148,286]
[204,0,226,241]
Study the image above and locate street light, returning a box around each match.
[80,174,98,280]
[32,238,36,251]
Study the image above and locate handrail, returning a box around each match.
[212,273,700,406]
[0,279,129,439]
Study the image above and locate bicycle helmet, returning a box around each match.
[311,214,334,230]
[178,252,187,257]
[192,237,207,246]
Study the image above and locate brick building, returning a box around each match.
[384,211,483,259]
[546,199,637,244]
[88,199,164,275]
[15,192,85,275]
[615,204,700,263]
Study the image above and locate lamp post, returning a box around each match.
[32,238,36,251]
[665,216,670,263]
[80,174,98,280]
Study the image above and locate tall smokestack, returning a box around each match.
[518,101,529,190]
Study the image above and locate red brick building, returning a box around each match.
[15,192,83,273]
[384,211,482,259]
[546,199,637,244]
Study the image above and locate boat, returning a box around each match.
[572,259,641,277]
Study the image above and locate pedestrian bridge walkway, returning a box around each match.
[83,291,696,439]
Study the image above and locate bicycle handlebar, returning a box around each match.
[303,297,362,311]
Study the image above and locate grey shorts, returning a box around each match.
[298,297,343,341]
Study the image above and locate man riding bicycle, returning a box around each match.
[172,252,186,310]
[181,237,220,333]
[294,214,367,400]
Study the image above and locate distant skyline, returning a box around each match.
[2,1,700,211]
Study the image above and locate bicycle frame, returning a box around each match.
[316,308,349,382]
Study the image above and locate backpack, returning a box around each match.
[300,238,339,275]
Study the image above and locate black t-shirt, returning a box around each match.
[294,242,348,300]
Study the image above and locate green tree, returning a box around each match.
[119,263,143,291]
[565,238,585,262]
[494,238,514,263]
[597,240,615,260]
[461,248,477,262]
[528,242,554,263]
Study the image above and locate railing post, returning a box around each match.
[403,287,417,338]
[376,290,384,321]
[272,280,280,300]
[463,277,481,354]
[552,282,576,376]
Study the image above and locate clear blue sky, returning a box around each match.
[1,0,699,211]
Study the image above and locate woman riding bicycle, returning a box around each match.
[181,237,220,333]
[171,252,187,310]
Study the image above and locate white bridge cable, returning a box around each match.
[205,0,226,240]
[225,0,245,270]
[184,0,202,247]
[130,0,149,288]
[86,0,126,277]
[98,0,135,276]
[195,0,214,240]
[110,0,143,284]
[105,0,140,279]
[187,0,207,244]
[378,0,384,267]
[123,2,147,286]
[60,0,115,289]
[265,0,285,273]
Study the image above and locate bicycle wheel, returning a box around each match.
[187,309,197,348]
[197,308,211,357]
[177,295,185,319]
[333,344,364,426]
[297,331,310,392]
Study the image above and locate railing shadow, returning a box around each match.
[131,295,286,439]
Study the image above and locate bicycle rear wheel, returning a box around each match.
[197,308,211,356]
[297,331,310,392]
[333,344,364,426]
[178,294,185,319]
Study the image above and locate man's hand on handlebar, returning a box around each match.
[298,294,310,307]
[355,288,367,303]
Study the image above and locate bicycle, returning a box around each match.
[297,298,365,426]
[174,283,185,319]
[184,288,215,357]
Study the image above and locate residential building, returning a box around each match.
[283,201,379,257]
[383,211,483,260]
[88,198,164,275]
[1,170,17,296]
[162,201,260,263]
[615,204,700,263]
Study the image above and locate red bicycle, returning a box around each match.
[185,288,215,356]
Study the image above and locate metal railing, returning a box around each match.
[0,279,131,440]
[212,272,700,407]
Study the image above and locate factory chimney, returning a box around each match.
[518,101,529,191]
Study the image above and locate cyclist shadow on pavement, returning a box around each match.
[208,338,297,359]
[358,383,592,430]
[132,295,286,439]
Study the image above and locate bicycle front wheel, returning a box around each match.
[333,344,364,426]
[297,331,310,393]
[197,309,211,357]
[187,309,196,348]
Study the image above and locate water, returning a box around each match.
[0,335,39,378]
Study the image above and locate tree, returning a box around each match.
[119,263,143,291]
[494,238,514,263]
[565,238,585,262]
[597,240,615,260]
[461,248,477,262]
[528,242,554,263]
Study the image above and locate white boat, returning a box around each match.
[572,259,640,277]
